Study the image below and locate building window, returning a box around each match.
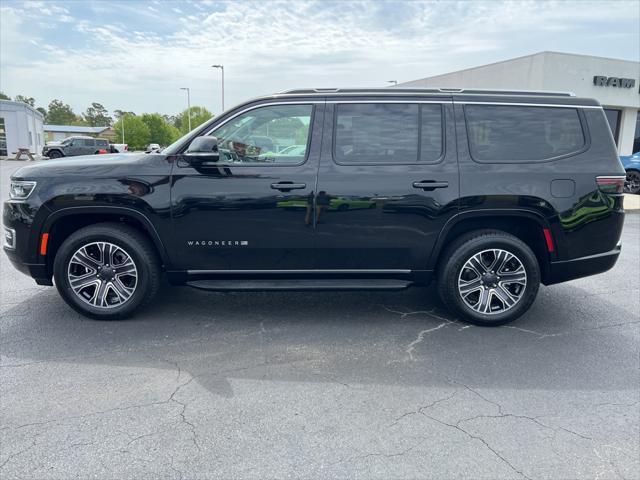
[603,108,621,145]
[0,118,6,156]
[634,111,640,154]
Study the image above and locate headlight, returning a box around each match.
[9,181,37,200]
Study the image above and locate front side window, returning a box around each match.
[210,104,313,164]
[465,105,585,162]
[334,103,443,164]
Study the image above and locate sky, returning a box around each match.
[1,0,639,117]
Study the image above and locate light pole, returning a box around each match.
[180,87,191,131]
[121,114,125,144]
[387,80,398,86]
[212,64,225,111]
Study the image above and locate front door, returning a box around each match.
[170,102,323,272]
[314,100,459,273]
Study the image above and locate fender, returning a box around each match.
[40,205,171,266]
[426,207,555,270]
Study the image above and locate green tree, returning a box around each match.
[36,107,47,119]
[0,92,10,100]
[114,115,150,150]
[46,99,78,125]
[14,95,35,106]
[178,106,213,134]
[83,102,112,126]
[141,113,180,146]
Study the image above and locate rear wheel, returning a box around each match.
[53,223,161,320]
[437,230,540,326]
[624,170,640,194]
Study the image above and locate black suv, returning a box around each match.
[43,136,110,159]
[4,88,626,326]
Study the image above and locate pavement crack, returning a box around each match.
[423,414,532,480]
[389,391,458,427]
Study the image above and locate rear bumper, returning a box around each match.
[544,244,621,285]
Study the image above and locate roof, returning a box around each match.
[278,87,575,97]
[0,99,45,119]
[44,125,110,133]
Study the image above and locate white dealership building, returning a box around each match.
[398,51,640,155]
[0,100,45,157]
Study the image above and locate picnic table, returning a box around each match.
[12,148,36,161]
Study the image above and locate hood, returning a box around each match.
[11,153,173,180]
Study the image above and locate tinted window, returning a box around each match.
[81,139,95,147]
[335,103,418,164]
[96,139,109,147]
[465,105,585,162]
[210,104,313,164]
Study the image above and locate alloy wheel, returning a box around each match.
[67,241,138,309]
[457,248,527,315]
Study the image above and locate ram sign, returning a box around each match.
[593,76,636,88]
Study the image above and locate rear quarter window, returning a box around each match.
[96,139,108,147]
[465,105,586,162]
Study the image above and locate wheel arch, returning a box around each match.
[41,206,170,277]
[429,209,554,283]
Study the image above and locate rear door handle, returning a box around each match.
[413,181,449,190]
[271,182,307,191]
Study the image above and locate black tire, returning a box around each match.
[337,203,349,212]
[47,150,62,159]
[437,229,540,326]
[53,223,161,320]
[624,170,640,194]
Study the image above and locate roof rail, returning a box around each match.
[278,87,576,97]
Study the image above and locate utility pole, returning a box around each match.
[121,114,125,144]
[212,64,225,111]
[180,87,191,131]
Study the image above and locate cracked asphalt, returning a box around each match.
[1,160,639,479]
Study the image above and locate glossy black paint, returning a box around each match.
[3,91,626,289]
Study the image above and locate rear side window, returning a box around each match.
[96,139,108,147]
[334,103,443,164]
[465,105,585,162]
[81,139,95,147]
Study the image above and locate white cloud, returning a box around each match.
[1,0,638,116]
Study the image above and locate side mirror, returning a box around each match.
[184,136,219,163]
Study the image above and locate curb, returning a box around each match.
[624,194,640,211]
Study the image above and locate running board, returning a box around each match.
[186,279,413,292]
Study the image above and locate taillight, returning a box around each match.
[596,176,625,194]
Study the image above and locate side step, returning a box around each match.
[186,279,413,292]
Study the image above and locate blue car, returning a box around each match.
[620,152,640,194]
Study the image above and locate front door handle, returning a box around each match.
[271,182,307,191]
[413,180,449,190]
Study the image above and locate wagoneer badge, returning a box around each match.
[187,240,249,247]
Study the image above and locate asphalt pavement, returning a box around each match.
[1,160,639,479]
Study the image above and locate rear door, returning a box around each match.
[313,98,459,273]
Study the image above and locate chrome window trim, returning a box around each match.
[453,101,601,109]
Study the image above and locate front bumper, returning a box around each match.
[3,246,50,284]
[544,244,621,285]
[3,200,52,285]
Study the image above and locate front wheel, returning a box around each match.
[47,150,62,159]
[53,223,161,320]
[437,230,540,326]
